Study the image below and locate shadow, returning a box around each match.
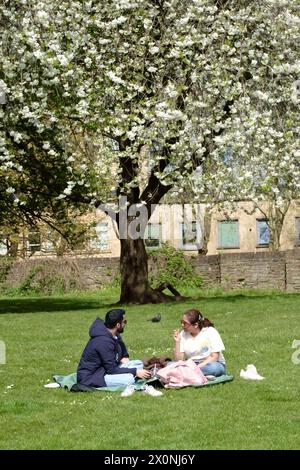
[0,297,119,315]
[1,291,299,315]
[194,292,300,303]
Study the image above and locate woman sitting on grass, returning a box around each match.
[173,309,226,377]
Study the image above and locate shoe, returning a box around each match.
[142,384,163,397]
[205,375,217,381]
[121,385,136,397]
[44,382,60,388]
[245,364,264,379]
[246,364,257,374]
[240,364,264,381]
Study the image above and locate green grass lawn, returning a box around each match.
[0,287,300,450]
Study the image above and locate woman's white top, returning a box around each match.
[179,327,225,364]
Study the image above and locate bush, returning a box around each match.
[12,265,65,295]
[148,244,202,289]
[2,259,84,296]
[0,257,13,284]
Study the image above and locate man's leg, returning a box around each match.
[120,359,144,370]
[104,360,144,387]
[104,373,135,387]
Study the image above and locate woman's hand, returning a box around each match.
[173,329,184,361]
[173,329,181,342]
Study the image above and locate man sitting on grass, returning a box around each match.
[77,309,151,388]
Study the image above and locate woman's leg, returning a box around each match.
[201,362,226,377]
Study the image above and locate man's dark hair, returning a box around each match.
[104,309,126,328]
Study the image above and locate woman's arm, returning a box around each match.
[173,329,185,361]
[198,352,219,368]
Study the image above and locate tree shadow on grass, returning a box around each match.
[0,297,119,315]
[192,292,300,303]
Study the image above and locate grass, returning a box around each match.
[0,287,300,450]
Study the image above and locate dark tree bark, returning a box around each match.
[119,237,178,304]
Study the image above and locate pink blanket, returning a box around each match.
[157,360,208,388]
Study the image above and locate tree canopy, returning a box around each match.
[1,0,300,302]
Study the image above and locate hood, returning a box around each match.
[89,317,109,338]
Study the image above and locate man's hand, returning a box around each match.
[136,369,151,379]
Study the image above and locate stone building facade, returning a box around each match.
[1,201,300,258]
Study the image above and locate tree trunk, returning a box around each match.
[119,238,178,304]
[198,209,211,255]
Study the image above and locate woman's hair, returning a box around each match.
[183,309,214,329]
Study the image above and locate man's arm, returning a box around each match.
[118,334,129,360]
[120,357,130,364]
[97,340,137,376]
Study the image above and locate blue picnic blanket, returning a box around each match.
[53,373,234,392]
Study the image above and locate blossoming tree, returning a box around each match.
[1,0,299,303]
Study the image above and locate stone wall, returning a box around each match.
[285,250,300,292]
[191,255,220,288]
[1,249,300,292]
[3,257,120,291]
[192,250,299,291]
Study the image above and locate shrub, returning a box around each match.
[148,244,202,289]
[0,257,13,284]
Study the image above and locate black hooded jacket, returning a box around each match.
[76,317,137,387]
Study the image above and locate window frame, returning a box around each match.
[27,231,41,253]
[295,218,300,247]
[144,223,162,249]
[179,221,202,251]
[256,219,270,247]
[0,233,8,255]
[90,221,109,251]
[217,220,240,249]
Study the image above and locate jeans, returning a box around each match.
[104,360,144,387]
[201,361,226,377]
[167,360,226,377]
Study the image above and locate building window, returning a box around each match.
[0,234,7,255]
[90,222,109,250]
[27,231,41,253]
[144,223,162,249]
[218,220,239,248]
[256,219,270,246]
[295,218,300,246]
[41,240,55,253]
[179,221,202,250]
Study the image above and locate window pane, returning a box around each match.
[295,218,300,246]
[0,234,7,255]
[257,220,270,246]
[41,240,55,252]
[218,221,239,248]
[144,223,161,248]
[180,221,201,250]
[90,222,109,250]
[182,222,197,246]
[27,231,41,252]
